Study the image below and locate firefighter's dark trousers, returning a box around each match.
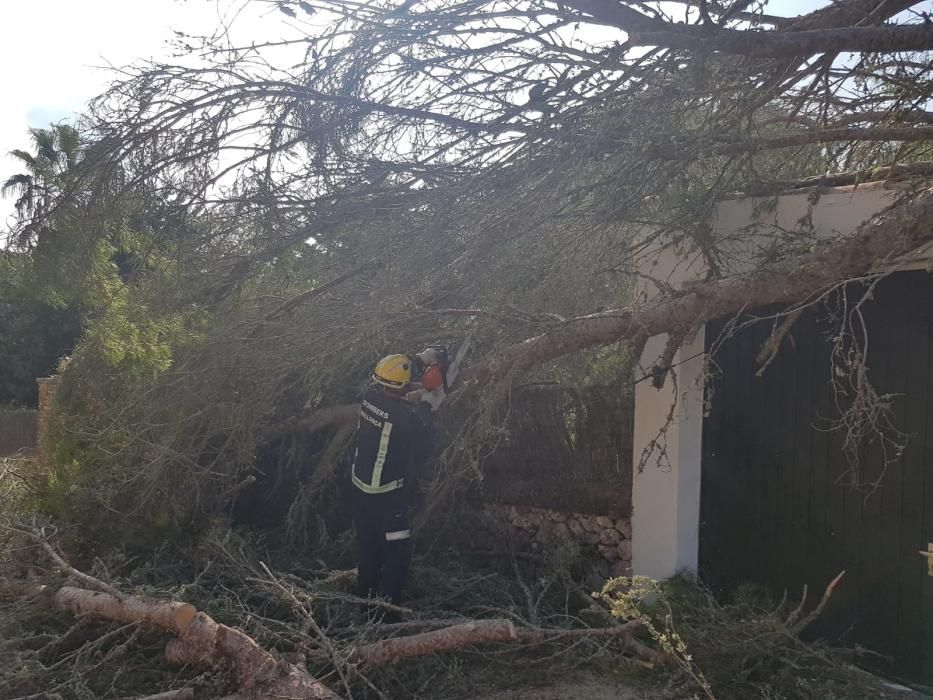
[352,489,411,608]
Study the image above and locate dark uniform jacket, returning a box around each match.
[351,386,432,495]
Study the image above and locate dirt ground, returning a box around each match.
[481,675,659,700]
[478,673,933,700]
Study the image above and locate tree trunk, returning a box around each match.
[54,586,197,635]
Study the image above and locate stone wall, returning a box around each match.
[36,377,60,465]
[470,503,633,581]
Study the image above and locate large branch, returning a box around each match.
[617,126,933,169]
[559,0,664,32]
[785,0,922,30]
[481,185,933,380]
[264,403,359,440]
[353,618,652,666]
[659,0,791,26]
[698,125,933,156]
[732,161,933,196]
[561,0,933,55]
[631,23,933,56]
[51,586,338,700]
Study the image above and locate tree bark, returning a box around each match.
[481,185,933,381]
[353,617,652,666]
[785,0,921,30]
[54,586,197,635]
[563,0,922,33]
[51,586,339,700]
[630,24,933,57]
[294,185,933,434]
[37,583,658,696]
[561,0,933,56]
[264,403,359,441]
[354,619,521,666]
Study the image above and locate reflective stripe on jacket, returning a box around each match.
[351,386,432,494]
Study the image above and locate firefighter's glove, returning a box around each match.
[420,386,446,412]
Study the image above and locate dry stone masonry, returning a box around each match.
[476,503,632,580]
[36,377,60,465]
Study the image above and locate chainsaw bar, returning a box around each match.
[445,333,473,387]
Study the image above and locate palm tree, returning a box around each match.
[2,123,82,223]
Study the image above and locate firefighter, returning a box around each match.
[350,352,444,613]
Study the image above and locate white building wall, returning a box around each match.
[631,182,916,580]
[632,329,706,579]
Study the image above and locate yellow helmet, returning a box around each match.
[373,354,412,389]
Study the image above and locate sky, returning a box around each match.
[0,0,225,230]
[0,0,826,230]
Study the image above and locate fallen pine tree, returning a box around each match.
[288,184,933,438]
[4,0,933,695]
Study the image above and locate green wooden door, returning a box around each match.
[700,270,933,681]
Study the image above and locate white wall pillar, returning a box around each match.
[628,184,905,581]
[631,327,705,580]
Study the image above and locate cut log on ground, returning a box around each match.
[50,586,339,700]
[353,617,654,666]
[55,586,197,635]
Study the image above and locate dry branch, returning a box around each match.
[353,617,651,666]
[791,570,846,635]
[32,579,661,696]
[651,328,689,389]
[265,404,359,440]
[49,586,339,700]
[14,525,120,595]
[756,308,804,376]
[263,260,383,321]
[118,690,195,700]
[354,618,521,666]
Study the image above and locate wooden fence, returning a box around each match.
[0,410,38,457]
